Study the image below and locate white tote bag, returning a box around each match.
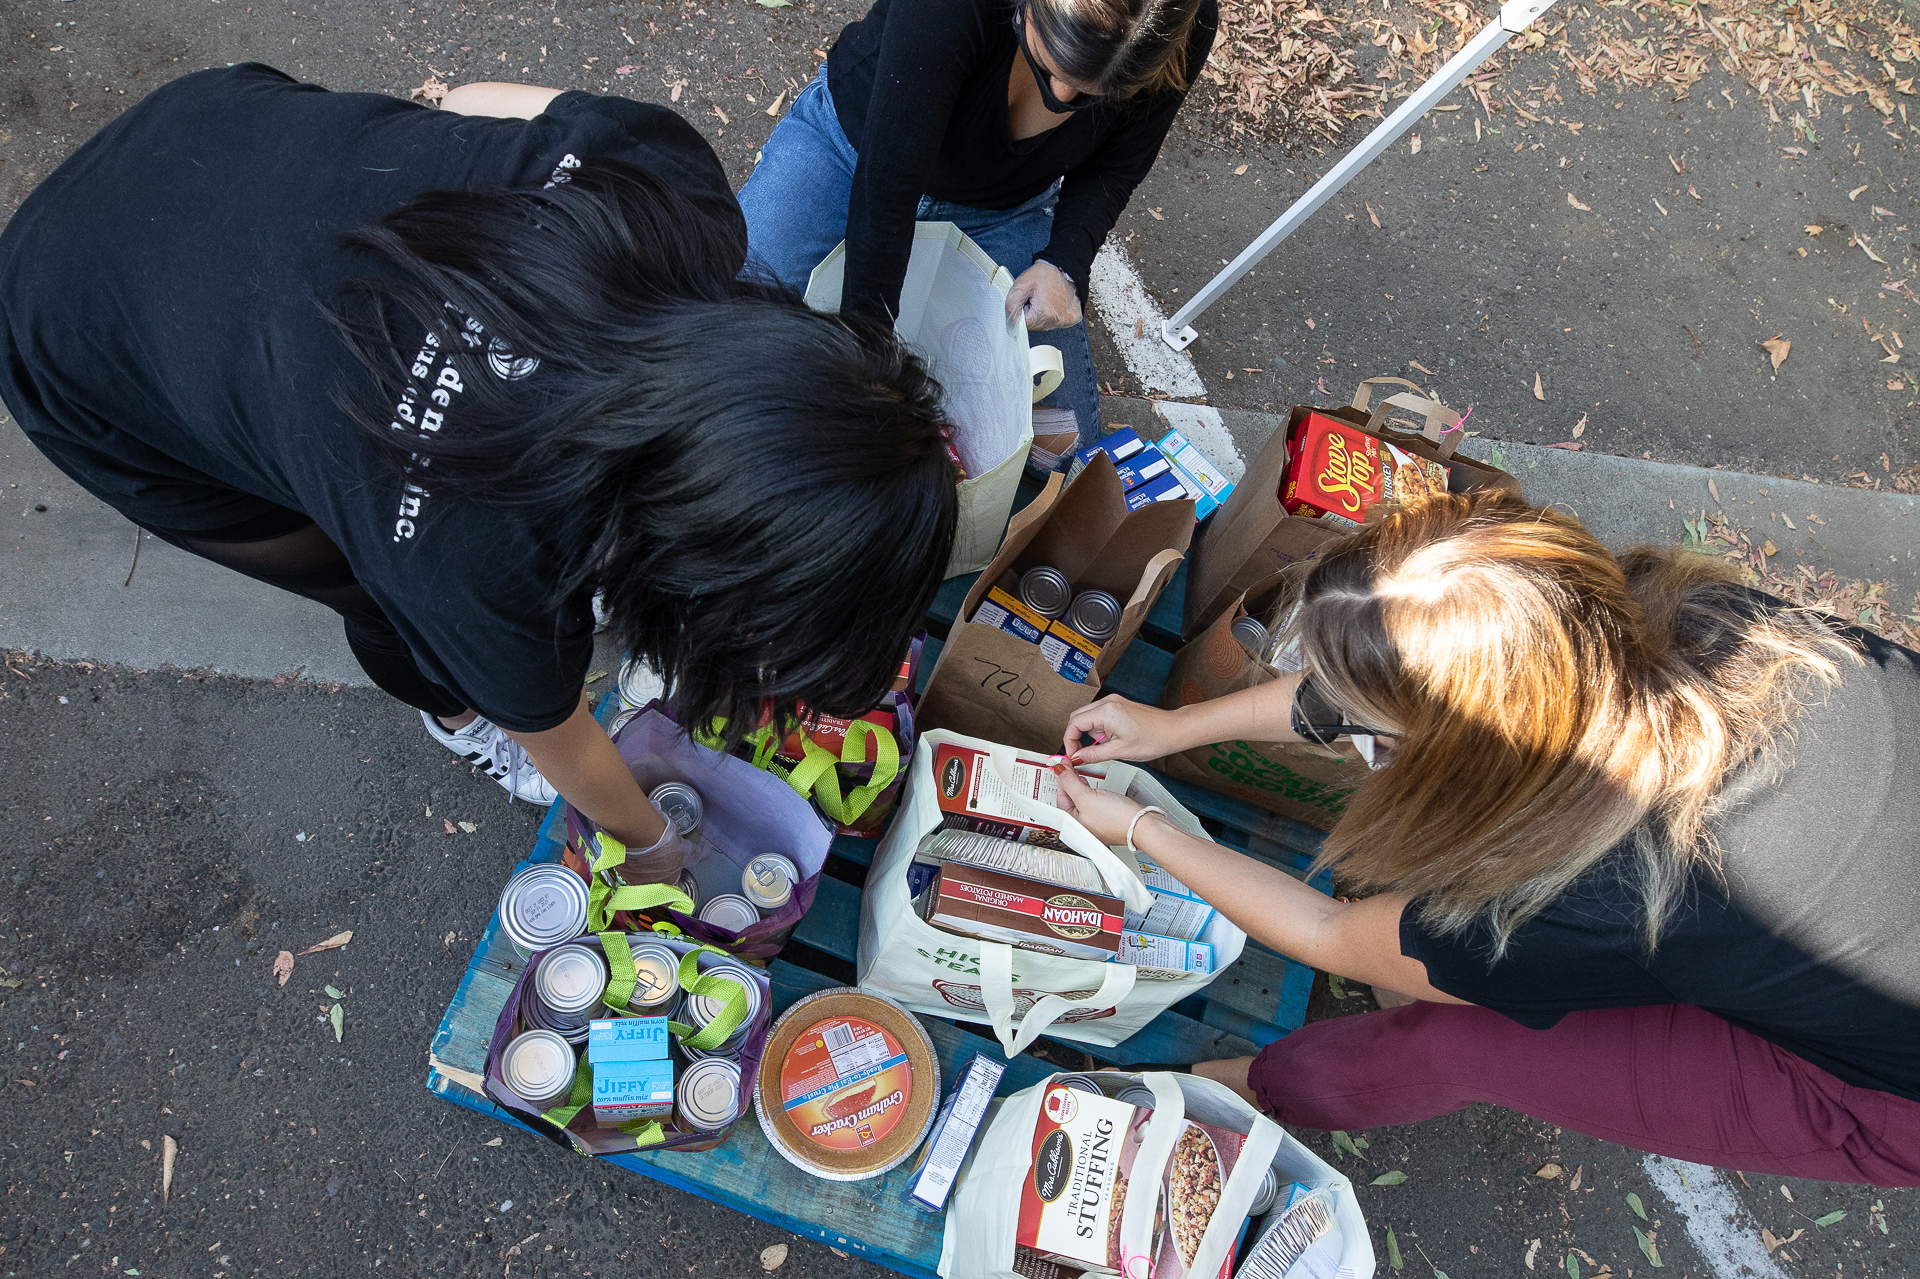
[940,1071,1375,1279]
[856,729,1246,1056]
[806,223,1064,578]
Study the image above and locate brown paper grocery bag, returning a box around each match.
[917,454,1192,754]
[1183,377,1524,639]
[1151,580,1368,831]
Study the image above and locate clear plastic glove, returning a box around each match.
[1062,694,1189,765]
[1052,761,1146,847]
[612,810,695,884]
[1005,260,1082,331]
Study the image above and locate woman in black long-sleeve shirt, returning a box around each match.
[739,0,1217,448]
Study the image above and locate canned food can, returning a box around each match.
[685,957,764,1053]
[1247,1165,1281,1217]
[607,707,640,739]
[519,990,592,1045]
[649,782,703,836]
[673,869,702,909]
[697,893,761,935]
[1067,590,1123,643]
[617,657,657,709]
[1053,1074,1104,1095]
[1114,1084,1159,1110]
[678,1057,742,1132]
[628,942,683,1013]
[533,943,608,1024]
[500,1029,577,1109]
[741,854,799,913]
[498,864,591,959]
[1231,615,1271,657]
[678,1041,742,1065]
[1018,566,1073,619]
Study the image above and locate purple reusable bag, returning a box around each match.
[565,700,833,961]
[483,934,772,1155]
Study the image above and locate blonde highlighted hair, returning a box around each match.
[1290,489,1858,955]
[1022,0,1207,99]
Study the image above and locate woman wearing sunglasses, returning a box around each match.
[737,0,1217,450]
[1055,489,1920,1184]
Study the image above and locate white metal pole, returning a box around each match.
[1159,0,1561,350]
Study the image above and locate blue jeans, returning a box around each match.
[738,70,1103,444]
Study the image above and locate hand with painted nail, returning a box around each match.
[1062,694,1188,765]
[1052,757,1144,846]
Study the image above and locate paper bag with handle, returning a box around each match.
[1182,376,1523,640]
[916,453,1191,755]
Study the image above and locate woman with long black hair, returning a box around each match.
[0,65,958,874]
[737,0,1218,450]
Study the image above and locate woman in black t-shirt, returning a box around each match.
[1054,489,1920,1185]
[0,65,957,874]
[735,0,1217,452]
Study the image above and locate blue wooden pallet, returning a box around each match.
[425,489,1335,1276]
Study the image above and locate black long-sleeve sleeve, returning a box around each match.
[828,0,1217,319]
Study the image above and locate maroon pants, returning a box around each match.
[1248,1002,1920,1186]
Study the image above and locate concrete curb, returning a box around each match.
[5,397,1916,686]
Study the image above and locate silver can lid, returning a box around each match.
[1114,1084,1159,1110]
[501,1029,576,1106]
[1067,590,1123,643]
[533,944,607,1017]
[1247,1165,1280,1217]
[697,893,761,935]
[674,869,701,909]
[678,1058,741,1131]
[1019,566,1073,619]
[607,707,640,739]
[1231,615,1271,656]
[649,782,703,835]
[498,865,590,953]
[629,943,683,1008]
[617,657,656,709]
[685,960,764,1036]
[741,854,799,911]
[1053,1074,1103,1095]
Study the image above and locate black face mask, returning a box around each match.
[1014,13,1106,114]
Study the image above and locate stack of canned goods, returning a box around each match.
[679,954,764,1058]
[1018,567,1122,645]
[623,941,686,1021]
[498,864,591,961]
[520,942,609,1044]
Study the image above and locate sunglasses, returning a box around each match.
[1290,674,1393,748]
[1014,12,1107,114]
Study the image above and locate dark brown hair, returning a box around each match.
[1021,0,1207,98]
[1290,489,1856,954]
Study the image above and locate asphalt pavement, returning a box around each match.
[2,0,1917,1275]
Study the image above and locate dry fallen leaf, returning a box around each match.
[484,1136,503,1147]
[1409,360,1436,376]
[1668,153,1685,174]
[710,104,731,126]
[1848,184,1870,201]
[272,950,294,986]
[1761,335,1791,371]
[1805,225,1823,236]
[1780,513,1796,530]
[668,79,686,103]
[1410,134,1421,154]
[1763,539,1779,556]
[457,820,478,834]
[297,930,353,957]
[1534,372,1546,400]
[1535,1162,1565,1179]
[1545,441,1584,451]
[765,90,786,117]
[830,1250,850,1260]
[1147,207,1164,220]
[443,819,458,835]
[162,1135,177,1205]
[409,75,449,107]
[760,1244,790,1270]
[1234,163,1249,175]
[1709,477,1723,505]
[1571,413,1588,439]
[1570,1165,1584,1192]
[1367,204,1381,228]
[1305,317,1316,330]
[329,1002,345,1042]
[1567,192,1592,211]
[1133,317,1145,339]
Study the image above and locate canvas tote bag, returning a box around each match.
[807,222,1064,577]
[857,729,1247,1056]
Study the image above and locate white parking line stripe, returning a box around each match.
[1089,243,1207,400]
[1642,1155,1790,1279]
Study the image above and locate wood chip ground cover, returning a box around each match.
[1194,0,1916,145]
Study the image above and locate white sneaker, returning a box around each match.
[420,711,560,805]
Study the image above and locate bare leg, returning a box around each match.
[1191,1056,1259,1106]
